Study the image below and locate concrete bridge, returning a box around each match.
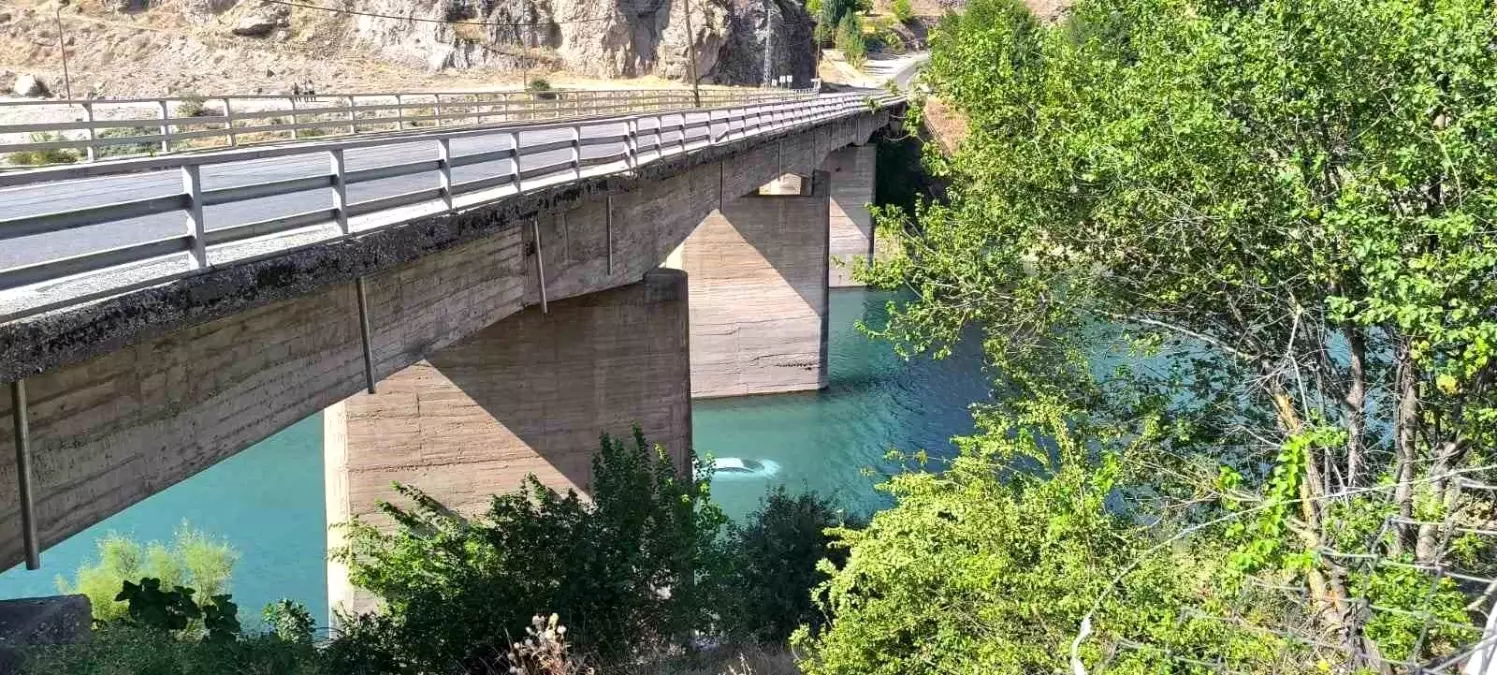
[0,91,899,612]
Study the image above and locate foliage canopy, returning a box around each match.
[826,0,1497,670]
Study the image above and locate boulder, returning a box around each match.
[231,2,289,37]
[11,74,47,97]
[103,0,149,13]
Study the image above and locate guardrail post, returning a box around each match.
[330,148,349,233]
[182,164,207,268]
[157,99,170,153]
[10,380,38,570]
[437,138,453,211]
[395,94,405,129]
[223,98,237,147]
[434,94,443,127]
[289,97,299,140]
[82,101,96,162]
[624,118,637,172]
[678,114,687,156]
[509,131,522,194]
[346,96,357,135]
[570,124,581,180]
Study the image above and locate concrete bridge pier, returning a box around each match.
[324,269,692,617]
[671,171,832,399]
[822,145,878,288]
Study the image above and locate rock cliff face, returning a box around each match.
[0,0,816,99]
[348,0,815,86]
[713,0,816,87]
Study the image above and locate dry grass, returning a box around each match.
[922,95,969,153]
[643,644,801,675]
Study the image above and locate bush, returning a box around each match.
[720,489,860,643]
[334,427,726,670]
[56,524,236,623]
[22,624,326,675]
[264,600,316,645]
[25,576,324,674]
[528,77,558,100]
[174,95,215,118]
[794,419,1280,674]
[96,126,158,158]
[7,132,78,166]
[891,0,913,23]
[870,25,906,53]
[834,14,868,67]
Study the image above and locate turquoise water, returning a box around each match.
[0,288,988,629]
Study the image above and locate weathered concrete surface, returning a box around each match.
[0,107,895,572]
[326,269,691,616]
[672,171,830,398]
[822,145,877,287]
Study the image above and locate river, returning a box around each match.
[0,287,989,629]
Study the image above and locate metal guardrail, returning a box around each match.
[0,87,817,165]
[0,92,901,322]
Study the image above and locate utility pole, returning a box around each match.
[681,0,701,106]
[762,0,774,87]
[54,0,73,99]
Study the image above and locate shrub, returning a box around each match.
[834,14,867,67]
[56,524,237,623]
[96,126,158,158]
[720,488,860,643]
[22,624,326,675]
[174,95,216,118]
[891,0,913,23]
[870,25,905,53]
[264,600,316,645]
[334,427,726,670]
[7,132,79,166]
[528,77,558,100]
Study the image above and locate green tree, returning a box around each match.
[797,410,1286,674]
[334,428,726,670]
[834,13,867,67]
[720,488,860,643]
[817,0,862,45]
[891,0,913,24]
[57,524,237,623]
[843,0,1497,669]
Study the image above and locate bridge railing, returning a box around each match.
[0,87,816,166]
[0,92,902,322]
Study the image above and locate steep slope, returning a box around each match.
[0,0,817,98]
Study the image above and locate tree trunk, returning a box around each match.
[1342,325,1367,489]
[1392,340,1419,554]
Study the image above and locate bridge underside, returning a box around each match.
[0,108,891,574]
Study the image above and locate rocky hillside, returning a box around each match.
[0,0,817,98]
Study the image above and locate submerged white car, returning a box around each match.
[710,457,782,481]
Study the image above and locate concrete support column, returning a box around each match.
[672,171,831,399]
[325,269,692,618]
[821,145,877,287]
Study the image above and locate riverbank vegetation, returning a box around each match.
[835,0,1497,671]
[23,431,854,674]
